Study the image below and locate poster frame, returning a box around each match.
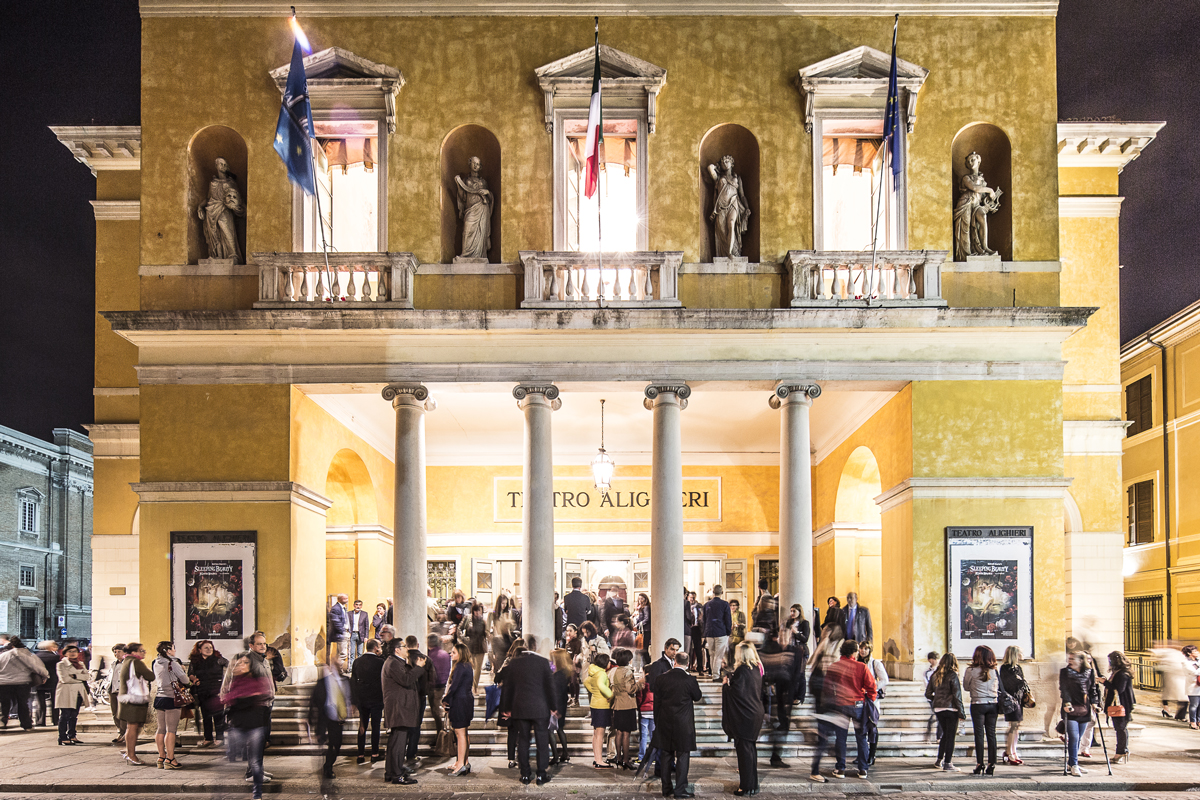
[944,526,1034,660]
[170,531,258,661]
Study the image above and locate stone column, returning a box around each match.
[382,383,436,644]
[514,384,561,657]
[769,383,820,629]
[644,383,690,658]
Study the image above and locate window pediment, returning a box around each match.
[535,44,667,133]
[798,46,928,133]
[270,47,406,133]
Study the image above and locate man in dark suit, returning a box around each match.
[602,587,626,636]
[349,600,370,665]
[329,593,351,670]
[844,592,873,644]
[687,592,705,675]
[653,651,702,798]
[404,635,437,768]
[500,636,557,785]
[645,638,682,694]
[702,585,732,682]
[564,577,592,629]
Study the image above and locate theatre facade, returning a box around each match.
[61,0,1159,680]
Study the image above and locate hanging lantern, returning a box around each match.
[591,398,615,494]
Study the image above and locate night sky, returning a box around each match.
[1,1,1195,442]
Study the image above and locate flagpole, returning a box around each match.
[868,138,888,299]
[308,146,334,301]
[594,16,604,308]
[869,13,899,302]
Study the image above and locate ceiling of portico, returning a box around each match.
[302,382,898,467]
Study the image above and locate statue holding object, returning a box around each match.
[455,156,493,261]
[706,155,751,259]
[953,151,1002,261]
[197,157,245,263]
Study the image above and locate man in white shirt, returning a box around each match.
[349,600,370,666]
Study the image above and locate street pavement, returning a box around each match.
[1,707,1195,798]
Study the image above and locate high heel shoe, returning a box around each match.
[972,764,985,775]
[593,761,613,769]
[985,764,995,776]
[57,740,76,746]
[449,763,469,777]
[156,757,165,769]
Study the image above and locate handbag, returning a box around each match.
[1021,681,1036,708]
[118,674,150,706]
[173,680,195,709]
[997,683,1018,716]
[1106,704,1126,717]
[434,717,456,756]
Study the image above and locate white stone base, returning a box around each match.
[452,256,489,264]
[91,534,140,657]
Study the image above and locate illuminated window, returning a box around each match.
[819,118,900,251]
[17,489,40,535]
[1127,480,1154,545]
[302,120,382,253]
[560,117,644,252]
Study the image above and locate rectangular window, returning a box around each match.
[562,116,643,252]
[1124,595,1162,653]
[19,565,35,590]
[20,607,37,641]
[1125,375,1153,436]
[819,119,899,251]
[758,559,779,597]
[1127,479,1154,545]
[427,560,457,602]
[302,120,381,253]
[19,498,37,534]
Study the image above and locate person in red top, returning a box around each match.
[809,640,878,782]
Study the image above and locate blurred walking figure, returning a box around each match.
[33,641,60,728]
[0,636,49,731]
[187,640,228,747]
[443,643,475,776]
[1184,645,1200,727]
[54,644,90,745]
[220,651,273,800]
[1059,650,1099,777]
[925,653,965,771]
[723,642,765,796]
[808,640,876,782]
[309,664,350,782]
[463,603,488,695]
[350,638,385,764]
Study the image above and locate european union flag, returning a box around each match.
[882,14,903,192]
[274,39,316,196]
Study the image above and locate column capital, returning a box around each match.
[513,383,561,410]
[643,382,691,410]
[768,382,821,409]
[383,383,436,411]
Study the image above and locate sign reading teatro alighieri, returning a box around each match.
[494,477,722,523]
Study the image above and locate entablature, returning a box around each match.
[50,126,141,175]
[1057,121,1164,172]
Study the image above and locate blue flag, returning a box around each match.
[882,14,902,191]
[274,39,316,196]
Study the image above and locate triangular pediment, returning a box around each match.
[799,46,928,83]
[536,44,666,85]
[271,47,405,89]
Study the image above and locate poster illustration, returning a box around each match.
[945,527,1034,659]
[185,560,244,640]
[959,559,1018,640]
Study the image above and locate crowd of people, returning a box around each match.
[1,582,1196,798]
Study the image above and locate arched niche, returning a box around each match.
[951,122,1012,262]
[699,124,760,263]
[325,448,379,527]
[833,445,883,616]
[187,125,248,265]
[440,125,501,264]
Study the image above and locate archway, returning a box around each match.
[324,448,379,527]
[951,122,1012,261]
[187,125,248,265]
[440,124,502,263]
[699,124,760,263]
[831,446,883,619]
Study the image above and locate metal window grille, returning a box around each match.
[1124,595,1163,654]
[427,560,457,602]
[1127,480,1154,545]
[18,565,35,589]
[1125,375,1153,437]
[759,560,779,596]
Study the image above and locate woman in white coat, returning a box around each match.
[54,644,91,744]
[1154,645,1189,721]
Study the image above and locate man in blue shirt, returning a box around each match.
[702,585,733,682]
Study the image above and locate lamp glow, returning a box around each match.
[289,10,312,53]
[591,399,615,494]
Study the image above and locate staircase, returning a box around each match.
[81,672,1139,760]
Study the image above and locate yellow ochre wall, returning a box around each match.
[94,169,141,424]
[138,15,1058,309]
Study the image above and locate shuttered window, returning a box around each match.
[1125,375,1153,436]
[1127,480,1154,545]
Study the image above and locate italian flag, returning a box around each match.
[583,21,602,199]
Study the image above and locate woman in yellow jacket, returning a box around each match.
[583,652,614,769]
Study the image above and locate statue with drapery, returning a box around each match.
[455,156,493,260]
[197,157,245,262]
[953,151,1002,261]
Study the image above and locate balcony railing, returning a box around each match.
[254,252,418,308]
[520,251,683,309]
[784,250,947,307]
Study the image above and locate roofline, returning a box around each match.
[1122,297,1200,362]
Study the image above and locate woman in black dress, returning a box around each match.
[550,648,574,764]
[999,646,1027,765]
[722,642,765,796]
[443,643,475,776]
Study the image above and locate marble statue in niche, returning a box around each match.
[455,156,493,261]
[953,151,1003,261]
[197,157,245,263]
[706,155,751,259]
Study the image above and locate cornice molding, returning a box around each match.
[91,201,141,221]
[139,263,259,277]
[1057,121,1164,172]
[84,424,140,459]
[131,481,333,514]
[139,1,1058,17]
[49,126,141,175]
[1058,196,1124,218]
[1062,420,1130,457]
[1122,298,1200,360]
[875,476,1073,512]
[943,260,1060,273]
[813,522,882,546]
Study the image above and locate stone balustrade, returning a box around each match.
[784,250,947,307]
[520,250,683,309]
[254,252,418,308]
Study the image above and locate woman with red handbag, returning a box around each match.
[1102,652,1136,763]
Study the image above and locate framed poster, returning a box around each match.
[171,532,257,661]
[945,526,1034,659]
